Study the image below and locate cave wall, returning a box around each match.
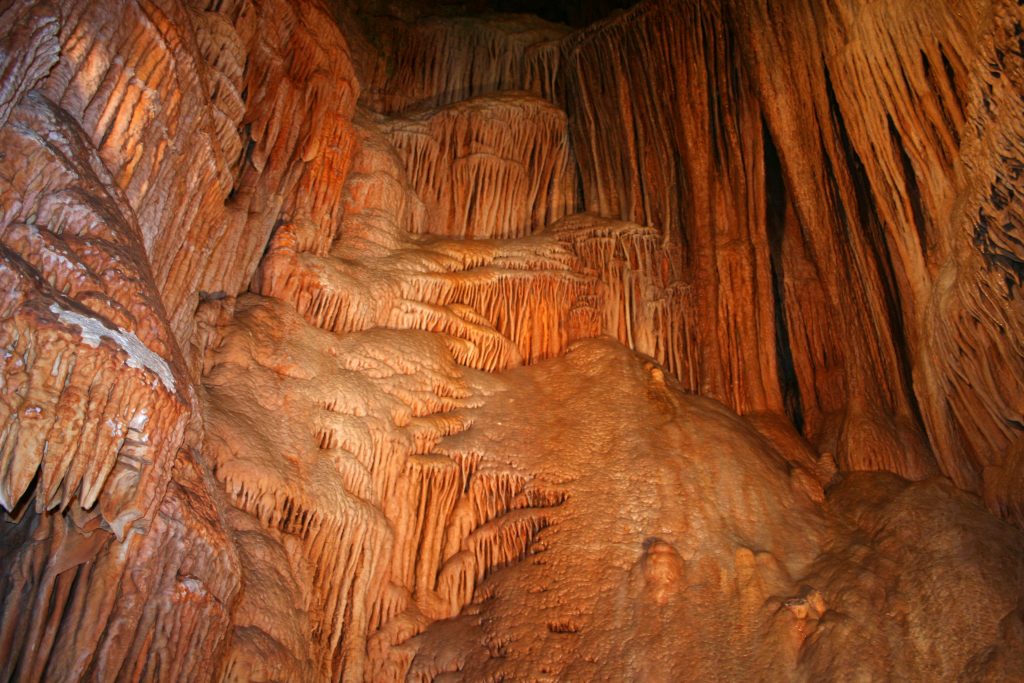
[0,0,1021,680]
[727,0,1024,517]
[0,0,360,677]
[565,0,784,418]
[565,0,1024,514]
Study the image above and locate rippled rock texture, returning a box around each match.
[0,0,1022,680]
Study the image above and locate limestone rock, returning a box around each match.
[359,12,568,114]
[383,92,576,240]
[0,0,1022,680]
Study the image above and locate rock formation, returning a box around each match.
[0,0,1022,680]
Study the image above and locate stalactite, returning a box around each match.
[563,0,784,417]
[1,0,1023,679]
[360,13,568,114]
[0,93,187,540]
[552,213,691,383]
[384,92,576,239]
[255,112,598,371]
[725,0,1024,518]
[35,0,361,350]
[202,294,570,679]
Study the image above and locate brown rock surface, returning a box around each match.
[565,0,1024,521]
[357,12,568,114]
[403,340,1024,681]
[36,0,361,349]
[383,92,576,239]
[0,0,1022,680]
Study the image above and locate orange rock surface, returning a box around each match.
[0,0,1022,680]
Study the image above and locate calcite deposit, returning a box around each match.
[0,0,1022,681]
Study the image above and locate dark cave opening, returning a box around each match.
[763,117,805,434]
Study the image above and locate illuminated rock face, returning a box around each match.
[565,0,1024,519]
[0,0,1022,681]
[383,92,577,240]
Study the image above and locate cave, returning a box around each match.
[0,0,1022,680]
